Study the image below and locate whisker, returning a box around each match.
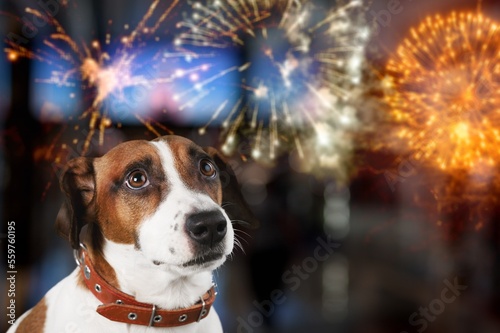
[221,201,237,209]
[232,234,247,254]
[234,234,250,246]
[230,219,252,227]
[233,228,251,238]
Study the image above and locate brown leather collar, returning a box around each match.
[74,244,217,327]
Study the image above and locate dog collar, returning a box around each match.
[74,244,216,327]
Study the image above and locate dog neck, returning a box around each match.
[83,239,215,310]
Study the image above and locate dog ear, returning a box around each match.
[203,147,259,229]
[55,157,96,249]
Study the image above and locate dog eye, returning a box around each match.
[126,169,149,189]
[199,159,216,178]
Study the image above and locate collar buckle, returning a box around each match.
[148,304,158,327]
[197,294,207,322]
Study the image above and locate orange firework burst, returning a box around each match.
[379,10,500,231]
[384,11,500,175]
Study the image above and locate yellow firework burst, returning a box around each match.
[384,11,500,174]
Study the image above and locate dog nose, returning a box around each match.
[185,211,227,247]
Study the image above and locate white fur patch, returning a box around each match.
[135,140,234,269]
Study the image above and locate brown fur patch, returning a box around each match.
[74,242,120,291]
[73,224,120,290]
[93,140,167,245]
[16,298,47,333]
[160,136,222,204]
[89,246,120,289]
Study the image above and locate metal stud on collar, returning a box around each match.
[94,284,101,293]
[179,314,188,322]
[128,312,137,321]
[84,265,91,280]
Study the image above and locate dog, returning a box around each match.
[8,135,257,333]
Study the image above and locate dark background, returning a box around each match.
[1,0,500,332]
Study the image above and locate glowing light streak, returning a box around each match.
[175,0,369,173]
[5,0,183,156]
[384,11,500,174]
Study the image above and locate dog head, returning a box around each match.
[56,135,257,275]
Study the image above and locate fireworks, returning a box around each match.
[174,0,369,169]
[384,11,500,175]
[5,0,181,155]
[4,0,370,178]
[380,10,500,230]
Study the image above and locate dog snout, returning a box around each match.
[185,211,227,247]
